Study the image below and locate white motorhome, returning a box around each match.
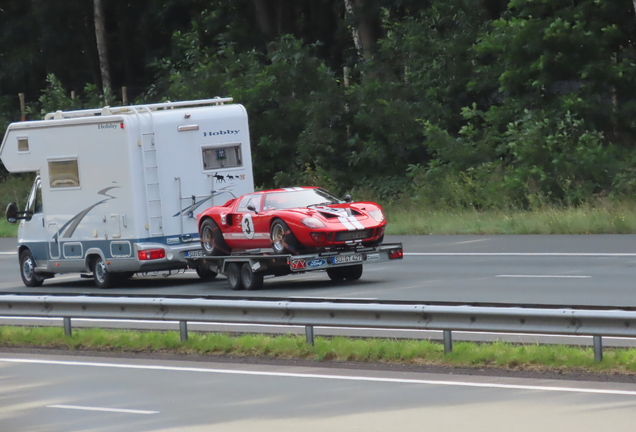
[1,98,254,288]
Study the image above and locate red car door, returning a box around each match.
[226,193,270,250]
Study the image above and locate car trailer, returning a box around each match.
[185,243,404,290]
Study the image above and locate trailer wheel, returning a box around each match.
[270,219,301,254]
[19,250,44,288]
[195,263,218,281]
[92,256,115,289]
[326,267,345,281]
[200,219,230,256]
[341,264,363,280]
[226,263,244,290]
[241,263,264,291]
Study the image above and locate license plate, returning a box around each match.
[336,230,369,241]
[185,250,205,258]
[331,254,363,264]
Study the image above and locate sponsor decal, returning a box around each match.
[291,259,307,270]
[307,259,326,268]
[204,130,239,137]
[241,213,255,239]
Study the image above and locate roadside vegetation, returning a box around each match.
[1,326,635,375]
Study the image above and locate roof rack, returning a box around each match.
[44,97,233,120]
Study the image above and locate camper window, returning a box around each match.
[202,144,242,170]
[48,158,80,188]
[17,137,29,152]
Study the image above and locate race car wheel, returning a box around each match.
[195,263,218,281]
[341,264,363,281]
[20,250,44,288]
[93,256,116,289]
[270,219,301,254]
[200,219,230,256]
[226,263,244,290]
[241,262,264,291]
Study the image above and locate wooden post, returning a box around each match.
[122,86,128,105]
[71,90,76,99]
[18,93,26,121]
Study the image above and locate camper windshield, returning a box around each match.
[24,177,42,219]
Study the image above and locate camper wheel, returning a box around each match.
[92,256,115,289]
[19,250,44,288]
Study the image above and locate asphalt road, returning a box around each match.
[2,352,636,432]
[2,235,636,306]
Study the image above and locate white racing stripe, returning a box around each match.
[3,358,636,396]
[47,404,158,415]
[347,215,365,230]
[338,216,356,231]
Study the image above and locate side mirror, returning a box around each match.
[343,194,352,203]
[247,204,258,214]
[5,202,18,224]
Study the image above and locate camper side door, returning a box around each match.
[20,177,50,263]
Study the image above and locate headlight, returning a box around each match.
[301,217,326,228]
[368,209,385,223]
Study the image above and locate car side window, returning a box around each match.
[237,194,261,212]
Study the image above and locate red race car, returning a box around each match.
[197,187,386,255]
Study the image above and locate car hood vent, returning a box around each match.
[316,207,362,218]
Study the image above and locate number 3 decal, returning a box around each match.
[241,214,255,239]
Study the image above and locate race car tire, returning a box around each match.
[226,263,244,290]
[340,264,363,281]
[20,250,44,288]
[241,262,264,291]
[270,219,301,254]
[195,263,218,281]
[200,218,230,256]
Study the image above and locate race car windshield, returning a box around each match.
[263,189,343,210]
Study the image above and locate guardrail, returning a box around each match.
[2,295,636,362]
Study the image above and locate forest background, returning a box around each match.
[2,0,636,214]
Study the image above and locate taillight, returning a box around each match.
[388,249,403,260]
[138,249,166,260]
[310,232,327,243]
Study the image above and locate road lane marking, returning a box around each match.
[3,358,636,397]
[47,404,158,415]
[0,252,17,255]
[406,252,636,257]
[496,275,591,279]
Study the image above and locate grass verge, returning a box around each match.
[384,200,636,235]
[3,326,636,375]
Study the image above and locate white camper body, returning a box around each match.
[0,98,254,287]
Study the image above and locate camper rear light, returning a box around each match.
[138,248,166,260]
[388,249,403,260]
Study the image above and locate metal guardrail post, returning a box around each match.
[593,335,603,362]
[180,321,188,342]
[63,317,72,337]
[443,330,453,354]
[305,325,315,346]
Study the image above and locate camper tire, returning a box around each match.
[92,256,115,289]
[20,250,44,287]
[200,219,230,256]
